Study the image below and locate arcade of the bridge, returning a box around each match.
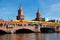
[0,22,60,33]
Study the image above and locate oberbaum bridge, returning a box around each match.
[0,5,60,34]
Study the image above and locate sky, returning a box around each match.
[0,0,60,21]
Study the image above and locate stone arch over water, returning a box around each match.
[0,30,7,34]
[15,28,34,33]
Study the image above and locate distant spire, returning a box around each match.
[35,8,42,21]
[38,8,40,13]
[18,5,23,15]
[37,8,40,17]
[19,5,22,10]
[16,5,24,20]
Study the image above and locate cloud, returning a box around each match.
[45,3,60,20]
[38,0,46,8]
[2,7,6,10]
[50,3,60,11]
[0,7,17,20]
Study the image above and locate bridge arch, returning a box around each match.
[0,30,7,34]
[14,28,34,33]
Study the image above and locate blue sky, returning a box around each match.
[0,0,60,21]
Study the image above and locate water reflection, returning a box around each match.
[0,33,60,40]
[12,34,24,40]
[35,33,42,40]
[0,34,11,40]
[41,33,60,40]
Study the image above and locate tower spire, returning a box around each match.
[35,8,42,21]
[16,5,24,20]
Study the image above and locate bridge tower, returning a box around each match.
[16,5,24,20]
[35,9,42,21]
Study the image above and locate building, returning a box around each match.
[0,5,42,27]
[35,9,42,21]
[0,5,60,33]
[0,5,60,27]
[16,5,24,20]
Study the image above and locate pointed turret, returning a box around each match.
[16,5,24,20]
[35,9,42,21]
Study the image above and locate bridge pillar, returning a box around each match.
[38,26,40,32]
[55,26,60,32]
[35,25,40,32]
[58,27,60,32]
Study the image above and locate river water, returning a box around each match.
[0,33,60,40]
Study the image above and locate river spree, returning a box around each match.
[0,33,60,40]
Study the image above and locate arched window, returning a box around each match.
[17,24,22,26]
[0,23,3,26]
[24,24,26,26]
[56,26,59,30]
[19,24,22,26]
